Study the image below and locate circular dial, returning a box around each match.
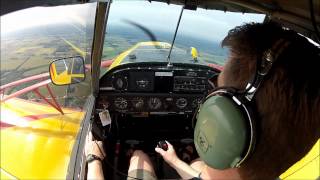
[112,76,128,90]
[114,97,128,109]
[148,97,162,110]
[132,97,144,109]
[192,98,202,108]
[176,98,188,109]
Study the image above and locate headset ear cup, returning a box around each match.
[194,87,256,169]
[194,93,249,169]
[192,87,232,128]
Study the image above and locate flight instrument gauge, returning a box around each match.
[176,98,188,109]
[112,76,128,90]
[132,97,144,109]
[114,97,128,109]
[148,97,162,110]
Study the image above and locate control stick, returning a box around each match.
[157,141,168,151]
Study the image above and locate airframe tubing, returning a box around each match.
[0,60,113,114]
[84,59,113,71]
[208,63,223,71]
[0,73,49,92]
[1,79,65,114]
[1,79,52,102]
[0,60,112,94]
[34,87,64,115]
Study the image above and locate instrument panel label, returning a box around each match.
[155,71,173,77]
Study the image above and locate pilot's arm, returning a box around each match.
[155,141,201,179]
[85,132,106,180]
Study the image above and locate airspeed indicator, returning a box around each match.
[176,98,188,109]
[132,97,144,109]
[148,97,162,110]
[114,97,128,109]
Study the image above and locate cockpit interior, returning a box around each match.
[93,62,219,178]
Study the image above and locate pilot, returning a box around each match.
[85,22,320,180]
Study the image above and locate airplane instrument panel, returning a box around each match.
[98,63,218,114]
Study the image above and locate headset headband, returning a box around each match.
[245,38,290,101]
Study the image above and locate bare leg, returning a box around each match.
[128,150,156,176]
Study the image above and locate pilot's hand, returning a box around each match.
[85,132,106,160]
[155,141,179,166]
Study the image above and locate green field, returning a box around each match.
[1,34,91,109]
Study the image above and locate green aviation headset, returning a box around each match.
[194,39,290,169]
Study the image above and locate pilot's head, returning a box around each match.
[219,22,320,179]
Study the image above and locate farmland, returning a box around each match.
[1,19,228,110]
[1,25,92,109]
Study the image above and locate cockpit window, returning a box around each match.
[101,0,265,75]
[1,3,96,109]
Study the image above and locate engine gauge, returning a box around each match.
[114,97,128,109]
[148,97,162,110]
[112,76,128,90]
[176,98,188,109]
[132,97,144,109]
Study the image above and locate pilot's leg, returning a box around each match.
[127,150,157,180]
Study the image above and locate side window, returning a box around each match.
[1,3,96,111]
[0,3,97,179]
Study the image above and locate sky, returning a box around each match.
[107,1,265,42]
[0,3,97,35]
[1,0,265,42]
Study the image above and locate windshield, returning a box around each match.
[101,0,265,75]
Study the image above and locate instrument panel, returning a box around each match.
[98,93,204,113]
[98,63,218,114]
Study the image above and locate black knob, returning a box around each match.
[157,141,168,151]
